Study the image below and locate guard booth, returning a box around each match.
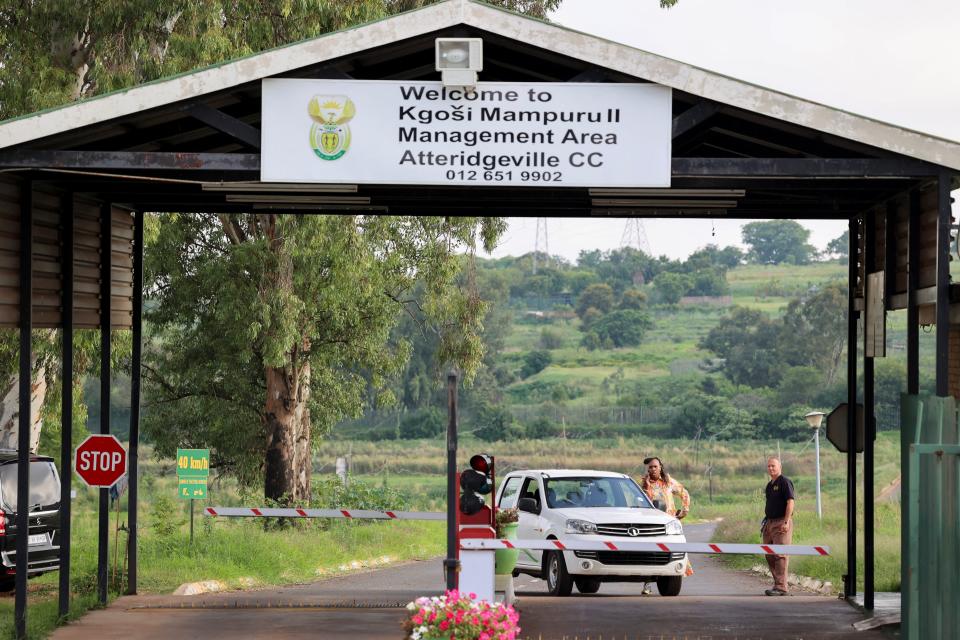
[0,1,958,637]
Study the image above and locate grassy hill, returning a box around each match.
[501,262,847,415]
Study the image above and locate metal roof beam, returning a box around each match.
[183,103,261,150]
[672,101,722,139]
[672,157,938,178]
[0,150,260,171]
[0,152,939,181]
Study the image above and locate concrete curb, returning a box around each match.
[750,564,834,595]
[172,580,228,596]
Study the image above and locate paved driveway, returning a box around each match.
[50,523,893,639]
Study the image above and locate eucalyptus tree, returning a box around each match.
[144,215,505,502]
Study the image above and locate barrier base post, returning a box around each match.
[494,574,516,606]
[460,550,495,602]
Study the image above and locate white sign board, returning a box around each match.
[261,80,672,187]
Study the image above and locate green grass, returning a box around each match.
[319,430,903,596]
[0,467,444,640]
[705,499,901,593]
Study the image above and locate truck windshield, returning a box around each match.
[0,461,60,512]
[544,476,652,509]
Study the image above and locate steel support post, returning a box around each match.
[846,216,858,599]
[935,173,951,396]
[58,194,74,619]
[15,181,32,639]
[813,428,822,520]
[97,203,111,605]
[127,212,143,594]
[907,191,920,394]
[902,191,921,635]
[445,371,459,590]
[884,201,897,302]
[863,211,876,610]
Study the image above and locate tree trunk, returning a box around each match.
[292,358,311,500]
[0,368,48,453]
[260,214,311,504]
[263,360,310,504]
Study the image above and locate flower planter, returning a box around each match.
[495,522,519,575]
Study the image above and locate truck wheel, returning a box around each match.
[656,576,682,596]
[575,578,601,594]
[545,551,573,596]
[0,578,14,593]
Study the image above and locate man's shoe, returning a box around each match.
[765,588,788,596]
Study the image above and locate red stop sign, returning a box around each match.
[74,434,127,488]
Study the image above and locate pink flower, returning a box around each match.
[412,615,422,624]
[439,620,449,631]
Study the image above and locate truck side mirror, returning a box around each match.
[518,497,540,514]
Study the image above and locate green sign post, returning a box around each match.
[176,449,209,543]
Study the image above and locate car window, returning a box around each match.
[544,476,652,509]
[499,476,523,509]
[519,477,540,507]
[0,461,60,512]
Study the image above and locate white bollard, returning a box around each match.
[459,550,495,602]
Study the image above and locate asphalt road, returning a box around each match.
[49,523,893,640]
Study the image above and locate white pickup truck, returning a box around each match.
[496,469,686,596]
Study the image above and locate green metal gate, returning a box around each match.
[901,395,960,639]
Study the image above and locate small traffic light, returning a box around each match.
[459,454,494,515]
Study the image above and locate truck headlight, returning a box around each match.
[565,519,597,534]
[666,519,683,535]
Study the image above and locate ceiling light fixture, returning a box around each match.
[588,188,745,198]
[203,182,358,193]
[591,199,738,208]
[225,194,370,205]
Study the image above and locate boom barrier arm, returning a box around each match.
[461,538,830,556]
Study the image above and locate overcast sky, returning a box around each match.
[490,0,959,262]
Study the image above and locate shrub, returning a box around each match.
[399,407,445,439]
[520,349,552,379]
[589,309,653,347]
[576,283,615,319]
[619,288,647,310]
[474,403,524,442]
[150,495,184,538]
[539,327,564,350]
[525,417,559,438]
[312,477,411,511]
[580,331,601,351]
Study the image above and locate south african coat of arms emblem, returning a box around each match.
[308,95,355,161]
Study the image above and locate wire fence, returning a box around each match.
[509,404,677,425]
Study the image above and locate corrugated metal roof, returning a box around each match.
[0,0,957,170]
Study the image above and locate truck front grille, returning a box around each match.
[574,550,685,566]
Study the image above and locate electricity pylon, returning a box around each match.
[533,217,550,274]
[621,218,652,256]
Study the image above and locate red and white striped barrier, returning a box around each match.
[203,506,445,520]
[460,538,830,556]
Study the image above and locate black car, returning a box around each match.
[0,451,61,591]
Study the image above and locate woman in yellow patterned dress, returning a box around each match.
[639,456,693,592]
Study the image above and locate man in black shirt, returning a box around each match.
[763,457,795,595]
